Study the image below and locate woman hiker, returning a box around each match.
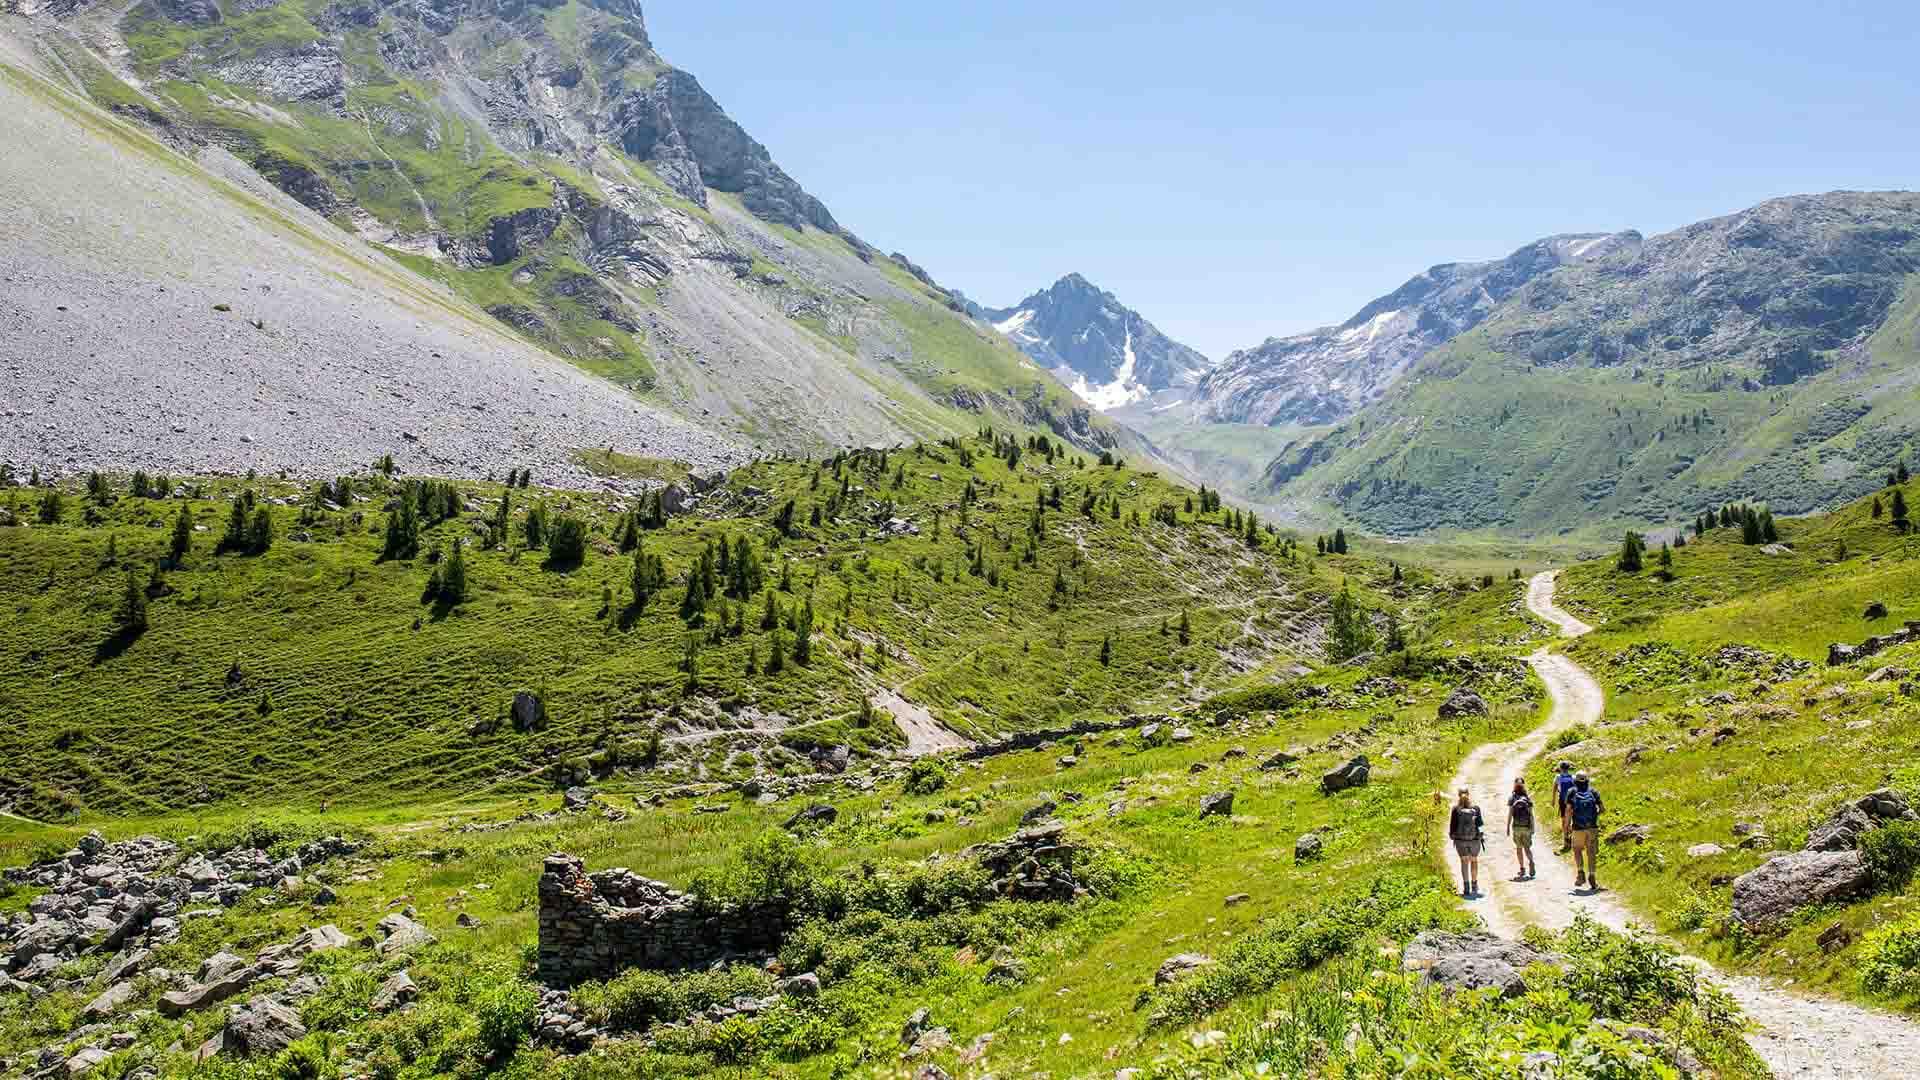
[1507,777,1538,881]
[1449,787,1485,898]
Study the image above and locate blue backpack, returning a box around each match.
[1569,788,1601,829]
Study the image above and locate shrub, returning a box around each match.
[472,976,540,1057]
[1863,820,1920,891]
[579,966,773,1033]
[902,757,949,795]
[1861,912,1920,997]
[1546,724,1594,752]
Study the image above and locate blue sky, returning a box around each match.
[648,1,1920,359]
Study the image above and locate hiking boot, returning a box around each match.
[1575,874,1587,888]
[1588,878,1601,891]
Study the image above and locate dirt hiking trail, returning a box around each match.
[1442,570,1920,1078]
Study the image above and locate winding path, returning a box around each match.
[1442,570,1920,1078]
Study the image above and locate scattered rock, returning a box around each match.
[1320,755,1370,794]
[1259,749,1299,771]
[1605,824,1652,845]
[1437,686,1489,719]
[1686,843,1726,860]
[1198,791,1234,818]
[782,804,837,830]
[81,980,135,1020]
[1020,799,1058,826]
[1294,833,1324,862]
[1169,726,1195,743]
[776,972,820,997]
[374,913,435,955]
[1224,893,1249,906]
[1865,601,1889,619]
[1154,953,1213,986]
[371,970,418,1012]
[1818,922,1854,954]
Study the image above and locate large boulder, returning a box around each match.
[220,994,307,1056]
[511,690,546,732]
[371,970,418,1012]
[1731,850,1872,928]
[1198,791,1234,818]
[1294,832,1324,862]
[159,965,260,1016]
[375,913,436,956]
[1805,806,1874,852]
[1437,687,1489,719]
[1401,931,1557,999]
[1321,755,1371,794]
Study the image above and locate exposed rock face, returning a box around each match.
[1731,850,1872,928]
[979,274,1208,412]
[1402,930,1559,998]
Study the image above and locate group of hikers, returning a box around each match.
[1446,762,1604,897]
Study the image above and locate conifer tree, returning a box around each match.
[1616,531,1645,571]
[1099,634,1112,666]
[761,589,779,630]
[1332,528,1349,555]
[1178,608,1191,646]
[247,507,273,554]
[441,540,469,605]
[1873,496,1884,519]
[37,488,63,524]
[1740,507,1762,545]
[1894,490,1911,533]
[221,495,250,552]
[680,560,709,624]
[1327,582,1374,660]
[117,566,148,634]
[169,504,193,567]
[792,598,814,664]
[768,627,785,673]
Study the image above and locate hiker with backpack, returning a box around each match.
[1553,761,1577,851]
[1507,776,1538,881]
[1448,787,1486,898]
[1566,771,1605,890]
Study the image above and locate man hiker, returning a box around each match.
[1449,787,1485,897]
[1507,777,1538,881]
[1553,761,1577,852]
[1567,771,1605,890]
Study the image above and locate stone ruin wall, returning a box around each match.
[535,854,788,986]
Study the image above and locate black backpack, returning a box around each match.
[1511,793,1533,829]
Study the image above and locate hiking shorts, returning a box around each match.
[1452,837,1483,857]
[1512,826,1533,851]
[1570,828,1597,856]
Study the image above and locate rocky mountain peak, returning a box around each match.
[981,275,1208,412]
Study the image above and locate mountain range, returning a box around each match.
[4,2,1919,538]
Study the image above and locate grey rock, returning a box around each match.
[371,970,417,1012]
[1154,952,1213,986]
[1437,686,1489,718]
[221,994,307,1056]
[374,913,435,956]
[775,972,820,997]
[1321,755,1371,793]
[1294,832,1324,862]
[1402,931,1557,999]
[1605,824,1652,845]
[1731,850,1872,928]
[1198,791,1234,818]
[782,804,836,830]
[81,979,135,1020]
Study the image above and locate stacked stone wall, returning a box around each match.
[536,854,788,985]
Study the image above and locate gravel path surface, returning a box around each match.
[0,57,744,488]
[1444,570,1920,1079]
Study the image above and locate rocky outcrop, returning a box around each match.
[1437,686,1489,718]
[1402,930,1559,998]
[968,822,1084,902]
[1827,621,1920,666]
[1731,850,1873,929]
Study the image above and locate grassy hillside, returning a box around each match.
[0,583,1762,1078]
[0,436,1372,820]
[1525,482,1920,1011]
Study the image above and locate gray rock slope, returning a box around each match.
[979,274,1209,412]
[0,52,741,487]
